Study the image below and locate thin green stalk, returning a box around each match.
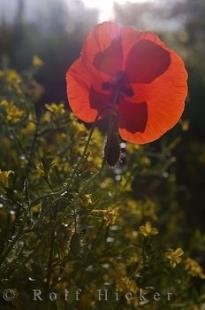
[25,118,40,175]
[68,113,100,188]
[46,227,55,297]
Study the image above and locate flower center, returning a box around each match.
[101,70,134,103]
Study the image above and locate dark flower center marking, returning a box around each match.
[93,37,123,76]
[102,70,134,101]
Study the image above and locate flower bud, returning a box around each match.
[104,132,120,167]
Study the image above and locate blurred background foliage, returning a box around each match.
[0,0,205,309]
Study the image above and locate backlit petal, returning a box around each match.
[93,37,123,76]
[66,59,114,122]
[119,50,188,144]
[119,100,148,133]
[125,39,171,83]
[81,22,122,78]
[121,26,168,66]
[66,59,99,123]
[82,22,121,63]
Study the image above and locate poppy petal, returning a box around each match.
[66,59,114,122]
[89,86,114,117]
[119,50,188,144]
[81,22,122,77]
[93,37,123,76]
[125,39,171,83]
[119,100,148,133]
[121,26,168,64]
[66,59,99,122]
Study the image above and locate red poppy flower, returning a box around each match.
[66,22,188,145]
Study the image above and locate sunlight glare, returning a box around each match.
[80,0,156,22]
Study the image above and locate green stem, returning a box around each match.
[68,114,100,189]
[46,227,55,296]
[9,128,29,160]
[25,118,40,175]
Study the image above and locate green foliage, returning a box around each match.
[0,66,205,310]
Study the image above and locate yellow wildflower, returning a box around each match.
[54,132,67,144]
[45,103,65,116]
[117,276,138,295]
[100,178,113,189]
[81,194,93,206]
[32,55,44,68]
[6,105,24,123]
[184,258,205,279]
[6,70,22,84]
[41,111,51,123]
[87,152,102,169]
[21,121,36,135]
[112,263,138,295]
[70,113,86,133]
[0,100,24,123]
[91,207,119,226]
[0,100,7,108]
[127,143,141,153]
[2,70,22,93]
[103,207,119,226]
[87,129,103,169]
[51,157,70,173]
[0,169,14,187]
[165,248,184,268]
[139,222,158,237]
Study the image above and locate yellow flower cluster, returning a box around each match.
[21,114,36,135]
[91,207,119,226]
[0,70,22,93]
[117,276,138,295]
[51,156,70,173]
[21,121,36,135]
[0,169,13,187]
[139,222,158,237]
[184,258,205,279]
[87,129,103,169]
[0,100,24,123]
[107,263,142,307]
[69,113,103,170]
[70,113,86,135]
[45,103,65,116]
[5,70,22,84]
[114,264,137,292]
[165,248,184,268]
[120,199,158,224]
[103,207,119,226]
[126,143,141,153]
